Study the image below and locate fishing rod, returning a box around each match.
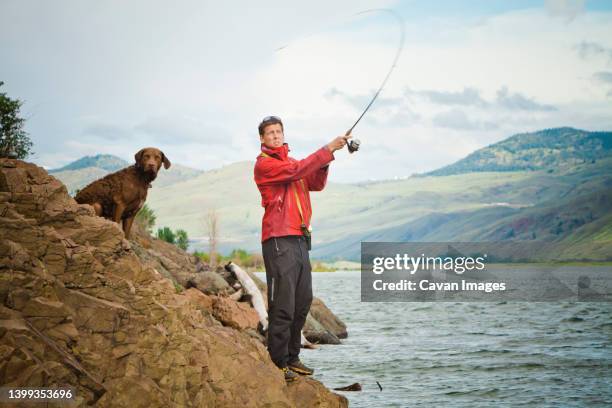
[345,8,406,154]
[275,8,406,154]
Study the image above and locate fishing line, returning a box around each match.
[345,9,405,154]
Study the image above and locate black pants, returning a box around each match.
[262,235,312,368]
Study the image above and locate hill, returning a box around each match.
[50,154,128,173]
[51,154,203,194]
[51,128,612,261]
[425,127,612,176]
[312,155,612,260]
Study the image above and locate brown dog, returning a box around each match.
[75,147,170,238]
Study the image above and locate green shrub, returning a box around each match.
[136,204,156,233]
[176,229,189,251]
[157,226,176,244]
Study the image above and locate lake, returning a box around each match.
[258,270,612,407]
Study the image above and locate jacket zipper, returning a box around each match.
[274,237,279,252]
[271,278,275,302]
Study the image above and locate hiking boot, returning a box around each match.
[288,359,314,375]
[282,367,298,382]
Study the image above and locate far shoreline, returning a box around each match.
[310,260,612,272]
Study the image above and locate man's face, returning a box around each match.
[260,123,284,148]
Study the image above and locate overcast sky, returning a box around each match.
[2,0,611,182]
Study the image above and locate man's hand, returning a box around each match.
[327,134,352,153]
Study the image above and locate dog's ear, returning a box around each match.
[161,151,171,169]
[134,148,146,168]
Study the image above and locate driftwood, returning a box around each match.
[333,383,362,392]
[225,262,268,331]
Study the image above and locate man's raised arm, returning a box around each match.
[255,136,349,186]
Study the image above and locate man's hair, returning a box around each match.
[258,116,283,136]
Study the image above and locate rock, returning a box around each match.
[303,314,341,345]
[187,271,234,295]
[308,297,348,339]
[22,297,72,318]
[286,377,349,407]
[0,159,347,408]
[96,376,170,407]
[183,288,213,312]
[211,295,260,331]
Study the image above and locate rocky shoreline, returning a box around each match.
[0,159,348,407]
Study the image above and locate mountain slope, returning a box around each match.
[314,157,612,260]
[51,128,612,261]
[50,154,129,173]
[52,154,204,194]
[425,127,612,176]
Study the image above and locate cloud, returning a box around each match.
[82,123,131,141]
[404,86,555,112]
[324,87,403,110]
[574,41,612,62]
[593,71,612,98]
[545,0,585,23]
[324,87,420,128]
[134,115,230,145]
[2,2,612,180]
[405,87,488,107]
[495,86,557,111]
[324,83,559,133]
[81,115,232,146]
[432,109,498,131]
[385,109,421,127]
[593,71,612,83]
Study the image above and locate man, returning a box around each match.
[253,115,349,382]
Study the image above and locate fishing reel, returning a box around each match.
[347,139,361,153]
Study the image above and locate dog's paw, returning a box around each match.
[121,239,132,251]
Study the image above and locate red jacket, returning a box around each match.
[254,143,334,242]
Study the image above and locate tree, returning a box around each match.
[0,82,33,159]
[136,204,156,233]
[206,209,219,269]
[157,226,176,244]
[156,225,189,251]
[175,229,189,251]
[229,248,249,264]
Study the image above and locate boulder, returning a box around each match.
[187,271,234,295]
[303,314,341,345]
[211,295,260,331]
[182,288,213,312]
[308,297,348,339]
